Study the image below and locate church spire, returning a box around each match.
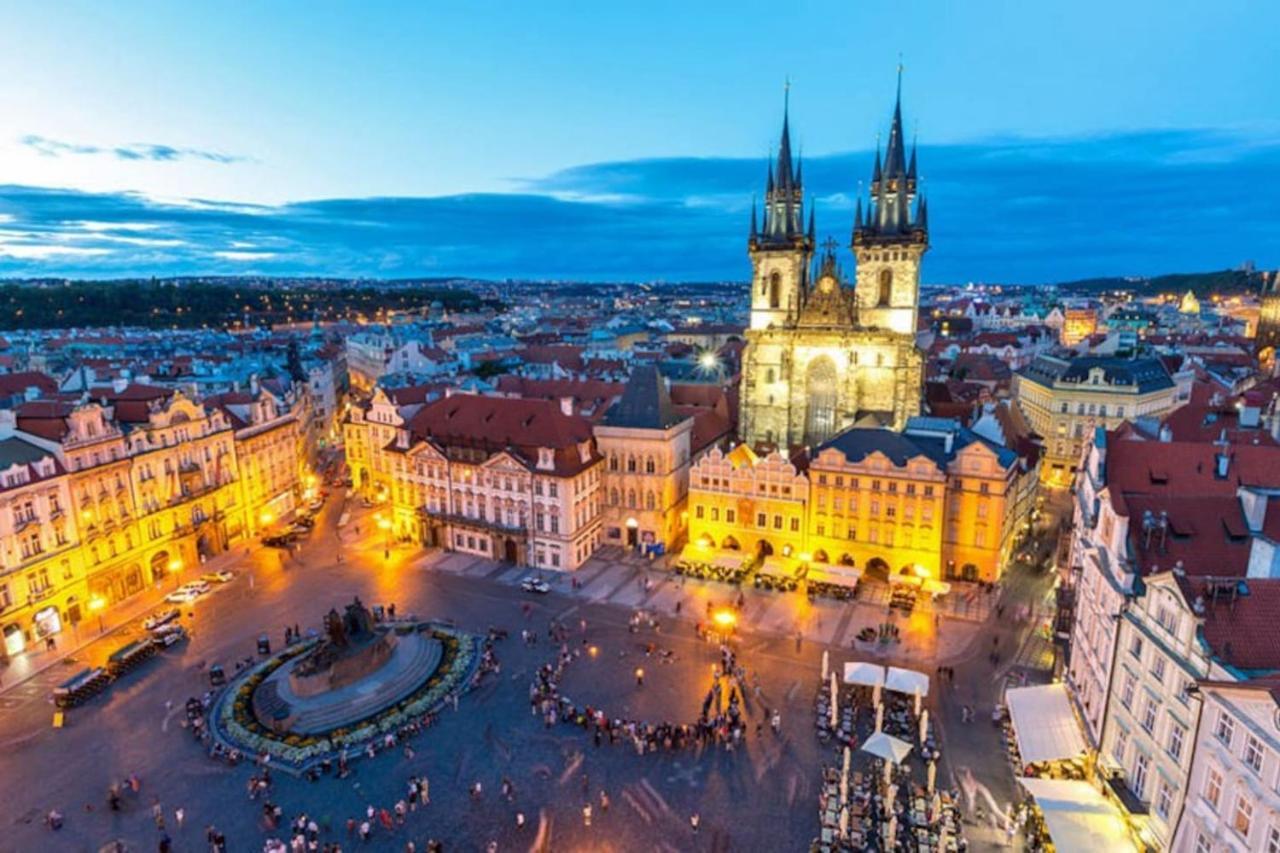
[854,71,927,247]
[755,81,810,247]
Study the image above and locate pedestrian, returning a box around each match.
[691,813,700,834]
[359,821,371,841]
[599,790,610,812]
[174,806,184,829]
[516,811,525,828]
[582,803,592,826]
[635,667,644,687]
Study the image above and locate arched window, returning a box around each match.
[765,368,775,384]
[627,490,637,509]
[610,488,619,506]
[804,356,839,445]
[878,268,893,306]
[609,454,618,471]
[627,455,636,473]
[645,491,656,510]
[645,456,656,474]
[769,272,782,309]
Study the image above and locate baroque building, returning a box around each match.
[740,86,926,450]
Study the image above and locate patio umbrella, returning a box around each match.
[875,701,884,733]
[822,649,829,681]
[829,672,839,728]
[861,731,913,765]
[838,805,848,838]
[886,782,898,812]
[919,708,930,746]
[927,759,937,794]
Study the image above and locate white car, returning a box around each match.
[143,608,180,631]
[521,578,551,594]
[202,570,234,584]
[165,588,201,604]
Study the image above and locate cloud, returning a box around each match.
[0,127,1277,282]
[19,134,248,164]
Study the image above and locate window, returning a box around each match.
[1267,824,1280,853]
[1129,633,1144,661]
[1195,834,1212,853]
[725,509,735,523]
[1245,734,1265,774]
[1112,728,1128,763]
[1234,794,1254,837]
[1151,655,1166,684]
[757,513,766,528]
[1120,674,1136,710]
[1140,698,1157,733]
[1204,767,1222,808]
[773,515,782,530]
[1215,712,1236,747]
[1155,780,1173,820]
[1168,724,1185,761]
[710,507,719,521]
[1132,753,1149,798]
[923,485,934,497]
[645,457,655,474]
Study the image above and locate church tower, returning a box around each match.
[852,77,928,336]
[748,95,815,331]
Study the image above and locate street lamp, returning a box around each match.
[88,595,106,633]
[377,514,392,559]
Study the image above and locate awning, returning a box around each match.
[843,661,885,687]
[885,666,930,697]
[759,556,800,578]
[888,573,923,587]
[808,562,862,588]
[677,543,710,563]
[922,578,951,596]
[1018,778,1137,853]
[712,551,745,571]
[1005,683,1088,765]
[860,732,913,764]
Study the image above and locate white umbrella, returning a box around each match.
[861,731,914,765]
[875,701,884,733]
[927,759,937,793]
[822,649,829,681]
[838,805,849,838]
[843,661,885,687]
[829,671,839,728]
[919,708,930,746]
[885,666,930,697]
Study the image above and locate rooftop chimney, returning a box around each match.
[111,376,128,394]
[559,397,574,417]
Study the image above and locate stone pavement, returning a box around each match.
[417,547,996,668]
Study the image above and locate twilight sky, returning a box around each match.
[0,0,1277,283]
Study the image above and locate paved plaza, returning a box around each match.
[0,497,1060,851]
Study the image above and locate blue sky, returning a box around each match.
[0,1,1277,283]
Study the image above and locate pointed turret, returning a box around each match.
[908,135,918,183]
[755,86,810,248]
[855,73,926,247]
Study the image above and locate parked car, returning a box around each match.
[149,623,188,647]
[201,569,234,584]
[262,533,294,548]
[307,499,324,513]
[292,515,315,528]
[521,577,551,594]
[165,588,199,604]
[143,608,180,631]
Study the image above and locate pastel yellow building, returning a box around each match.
[687,418,1030,584]
[206,389,306,536]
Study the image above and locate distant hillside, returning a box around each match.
[1058,268,1265,296]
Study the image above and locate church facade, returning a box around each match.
[740,87,927,449]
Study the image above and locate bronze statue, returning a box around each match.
[324,608,347,647]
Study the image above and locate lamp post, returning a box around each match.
[88,595,106,634]
[377,514,392,560]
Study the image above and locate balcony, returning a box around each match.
[419,507,527,536]
[1105,772,1149,817]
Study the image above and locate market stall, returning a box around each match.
[807,562,862,600]
[1003,683,1089,779]
[1017,777,1138,853]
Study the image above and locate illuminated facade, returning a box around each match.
[1014,355,1179,487]
[1256,271,1280,370]
[740,87,925,449]
[377,394,604,570]
[206,389,306,537]
[597,366,694,552]
[688,418,1028,582]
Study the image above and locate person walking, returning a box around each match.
[174,807,184,829]
[690,813,700,834]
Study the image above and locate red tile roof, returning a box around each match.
[1177,575,1280,670]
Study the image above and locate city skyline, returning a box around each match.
[1,1,1277,281]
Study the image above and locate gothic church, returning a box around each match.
[740,84,927,449]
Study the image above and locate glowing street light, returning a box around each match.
[712,608,737,630]
[88,595,106,632]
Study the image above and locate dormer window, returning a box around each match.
[537,448,554,470]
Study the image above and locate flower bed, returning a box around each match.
[207,623,482,771]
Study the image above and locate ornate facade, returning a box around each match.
[741,86,926,450]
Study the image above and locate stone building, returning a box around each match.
[596,366,694,553]
[740,84,926,450]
